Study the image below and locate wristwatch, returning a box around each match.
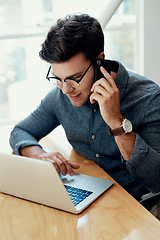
[108,118,132,136]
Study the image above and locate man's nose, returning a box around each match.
[61,82,75,94]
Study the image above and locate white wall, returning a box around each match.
[136,0,160,85]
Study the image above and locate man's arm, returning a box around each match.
[90,66,136,161]
[10,124,80,176]
[114,131,136,162]
[10,89,80,176]
[90,66,160,193]
[21,146,80,176]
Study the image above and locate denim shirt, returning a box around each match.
[10,60,160,201]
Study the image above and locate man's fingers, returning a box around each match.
[53,154,69,176]
[55,152,74,176]
[90,91,102,105]
[39,152,80,176]
[45,158,61,174]
[100,66,117,88]
[69,161,80,169]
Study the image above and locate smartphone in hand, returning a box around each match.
[94,59,118,82]
[94,59,111,82]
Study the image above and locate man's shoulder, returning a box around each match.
[128,70,160,93]
[43,87,67,102]
[41,87,70,111]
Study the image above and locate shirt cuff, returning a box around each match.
[126,134,149,169]
[14,141,42,155]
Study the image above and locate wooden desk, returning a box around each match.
[0,150,160,240]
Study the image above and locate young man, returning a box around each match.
[10,14,160,209]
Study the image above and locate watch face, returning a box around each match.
[123,119,132,133]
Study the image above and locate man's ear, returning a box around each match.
[96,52,105,59]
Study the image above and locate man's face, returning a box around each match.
[50,53,94,107]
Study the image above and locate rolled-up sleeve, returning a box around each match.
[10,89,60,155]
[126,91,160,193]
[126,134,160,193]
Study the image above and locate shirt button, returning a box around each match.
[96,153,99,158]
[91,134,96,139]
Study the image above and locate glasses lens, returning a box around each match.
[46,62,92,88]
[49,78,59,86]
[65,79,80,87]
[48,78,80,88]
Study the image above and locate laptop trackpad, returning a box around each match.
[61,173,85,185]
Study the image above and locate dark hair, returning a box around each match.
[39,13,104,63]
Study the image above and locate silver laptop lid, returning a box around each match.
[0,152,113,214]
[0,152,77,213]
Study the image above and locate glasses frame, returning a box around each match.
[46,62,93,87]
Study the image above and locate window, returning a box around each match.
[0,0,54,124]
[104,0,136,70]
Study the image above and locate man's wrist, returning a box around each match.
[108,117,124,129]
[21,146,45,158]
[109,118,133,136]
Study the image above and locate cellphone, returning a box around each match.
[94,59,112,82]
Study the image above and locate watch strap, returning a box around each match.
[108,118,132,136]
[108,127,125,136]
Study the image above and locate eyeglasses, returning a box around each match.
[46,62,92,88]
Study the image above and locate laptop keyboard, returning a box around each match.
[64,185,93,206]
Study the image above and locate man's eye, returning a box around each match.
[71,75,82,80]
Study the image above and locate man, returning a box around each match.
[10,14,160,209]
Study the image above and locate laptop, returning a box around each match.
[0,152,114,214]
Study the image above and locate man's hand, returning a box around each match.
[90,66,123,129]
[37,151,80,176]
[21,146,80,176]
